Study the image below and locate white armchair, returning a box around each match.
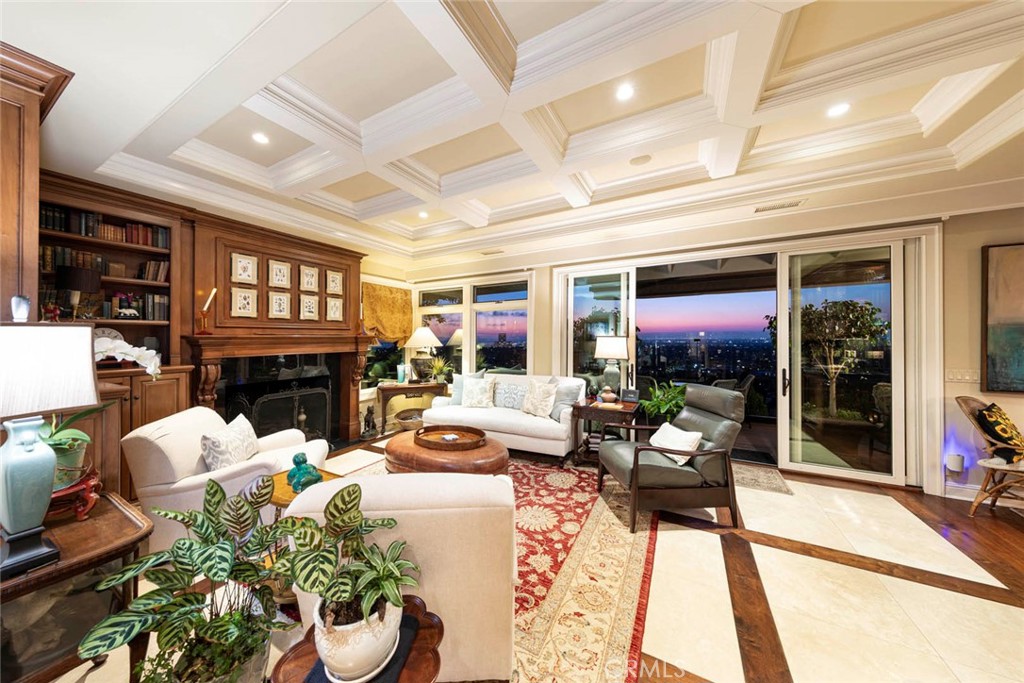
[285,473,516,683]
[121,406,328,552]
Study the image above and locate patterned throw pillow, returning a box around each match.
[522,379,558,418]
[977,404,1024,463]
[494,381,528,409]
[462,376,496,408]
[548,378,581,421]
[450,369,486,405]
[201,414,259,471]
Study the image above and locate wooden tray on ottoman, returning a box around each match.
[414,425,486,451]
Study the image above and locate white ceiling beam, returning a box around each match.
[699,126,757,179]
[948,90,1024,169]
[441,198,492,228]
[913,61,1015,137]
[551,174,594,209]
[707,8,785,126]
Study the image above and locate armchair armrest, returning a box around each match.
[632,445,729,487]
[257,429,306,452]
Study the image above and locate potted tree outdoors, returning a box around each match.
[638,381,687,424]
[78,476,298,683]
[274,483,419,681]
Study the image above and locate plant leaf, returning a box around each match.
[156,609,201,650]
[171,539,200,574]
[78,611,160,659]
[270,548,294,576]
[326,509,362,537]
[203,480,227,521]
[127,588,174,611]
[360,588,381,622]
[323,575,354,603]
[384,540,406,564]
[361,517,397,530]
[241,475,274,510]
[193,540,234,582]
[220,496,258,539]
[293,525,323,552]
[291,548,337,594]
[52,400,116,434]
[341,535,365,559]
[379,577,402,607]
[187,510,218,544]
[96,551,171,591]
[230,561,264,585]
[163,592,207,611]
[324,484,361,524]
[254,584,276,617]
[145,568,194,591]
[152,508,193,528]
[197,616,240,644]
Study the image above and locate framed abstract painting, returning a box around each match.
[982,243,1024,392]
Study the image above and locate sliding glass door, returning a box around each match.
[776,244,905,484]
[568,270,634,392]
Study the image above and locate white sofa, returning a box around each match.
[121,406,328,552]
[423,373,585,457]
[286,473,516,682]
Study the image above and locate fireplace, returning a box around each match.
[185,333,372,445]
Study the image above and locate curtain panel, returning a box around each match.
[362,282,412,343]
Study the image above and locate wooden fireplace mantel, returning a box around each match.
[184,333,373,441]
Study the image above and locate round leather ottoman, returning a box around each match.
[384,429,509,475]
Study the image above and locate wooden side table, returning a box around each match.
[566,400,640,467]
[269,468,343,512]
[271,595,442,683]
[376,383,447,436]
[0,493,153,683]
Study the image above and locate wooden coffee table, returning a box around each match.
[271,595,442,683]
[384,429,509,475]
[269,468,342,511]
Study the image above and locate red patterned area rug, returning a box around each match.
[510,460,659,683]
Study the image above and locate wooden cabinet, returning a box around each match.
[100,365,191,499]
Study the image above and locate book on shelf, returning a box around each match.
[137,260,170,283]
[40,203,170,249]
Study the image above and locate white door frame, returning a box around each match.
[776,240,906,486]
[552,223,942,494]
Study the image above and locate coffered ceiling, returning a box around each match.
[3,1,1023,277]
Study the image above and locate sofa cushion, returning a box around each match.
[494,380,528,410]
[522,379,557,417]
[549,380,581,421]
[200,414,259,471]
[598,440,704,488]
[463,376,496,408]
[450,370,486,405]
[423,405,569,441]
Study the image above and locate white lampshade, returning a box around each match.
[0,323,99,419]
[403,326,442,349]
[593,335,629,361]
[447,328,463,347]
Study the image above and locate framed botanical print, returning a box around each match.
[300,265,319,292]
[326,270,344,295]
[268,260,291,289]
[268,291,291,319]
[230,287,258,318]
[299,294,319,321]
[326,297,344,322]
[231,253,258,284]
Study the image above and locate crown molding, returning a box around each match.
[489,195,569,224]
[512,0,727,92]
[356,188,424,221]
[439,0,516,93]
[705,31,737,120]
[744,114,923,170]
[412,147,957,259]
[246,76,362,156]
[913,61,1013,137]
[299,190,357,220]
[172,139,273,190]
[948,90,1024,169]
[0,41,74,121]
[361,77,482,156]
[521,105,569,162]
[563,96,720,168]
[270,146,349,195]
[97,153,413,258]
[444,198,491,228]
[589,162,709,203]
[380,158,441,199]
[550,173,594,208]
[760,1,1024,111]
[441,151,538,198]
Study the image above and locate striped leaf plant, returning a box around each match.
[78,476,299,683]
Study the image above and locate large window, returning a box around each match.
[415,277,531,374]
[362,340,401,389]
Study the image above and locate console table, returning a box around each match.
[376,382,446,435]
[271,595,442,683]
[0,493,153,683]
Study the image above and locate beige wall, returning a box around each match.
[941,209,1024,497]
[531,266,554,376]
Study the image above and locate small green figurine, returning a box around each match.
[286,452,322,493]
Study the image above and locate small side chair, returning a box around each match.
[955,396,1024,516]
[597,384,745,531]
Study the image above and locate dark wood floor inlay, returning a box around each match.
[638,653,712,682]
[720,534,793,683]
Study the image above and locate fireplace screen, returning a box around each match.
[243,382,330,441]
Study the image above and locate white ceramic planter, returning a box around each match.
[313,598,401,682]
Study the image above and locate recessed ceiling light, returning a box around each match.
[418,211,429,219]
[252,132,270,144]
[629,154,652,166]
[615,82,634,102]
[826,102,850,118]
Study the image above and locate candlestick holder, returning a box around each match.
[196,310,212,335]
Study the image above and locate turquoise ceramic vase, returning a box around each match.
[0,417,57,535]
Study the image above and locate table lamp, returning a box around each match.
[594,335,629,392]
[403,326,442,384]
[56,266,101,321]
[0,323,99,579]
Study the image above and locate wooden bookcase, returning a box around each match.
[38,172,185,365]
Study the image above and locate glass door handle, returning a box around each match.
[782,368,790,397]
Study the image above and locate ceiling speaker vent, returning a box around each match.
[480,249,504,256]
[754,199,807,213]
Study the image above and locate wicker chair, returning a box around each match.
[955,396,1024,516]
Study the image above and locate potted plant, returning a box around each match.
[274,482,419,680]
[39,401,114,490]
[78,476,298,683]
[429,356,453,383]
[638,381,687,424]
